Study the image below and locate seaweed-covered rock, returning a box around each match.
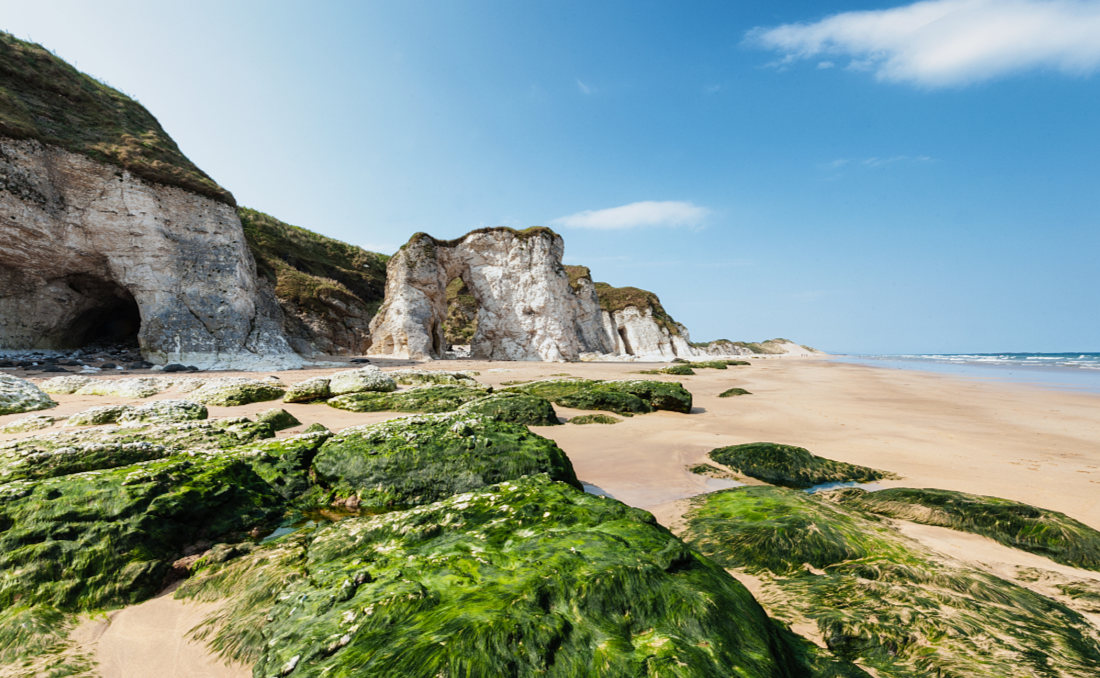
[503,378,692,415]
[0,375,56,415]
[116,399,207,424]
[605,380,693,413]
[328,367,397,396]
[569,413,621,425]
[829,487,1100,571]
[0,414,54,433]
[640,364,695,375]
[719,387,752,397]
[557,386,652,416]
[178,475,821,677]
[709,443,891,489]
[389,369,480,386]
[65,404,132,426]
[283,376,333,403]
[311,413,579,508]
[683,486,1100,676]
[37,375,94,394]
[455,392,559,425]
[188,377,285,406]
[74,377,172,399]
[327,385,489,414]
[256,408,301,431]
[238,431,331,501]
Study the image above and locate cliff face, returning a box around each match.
[369,228,614,361]
[0,33,300,369]
[0,138,300,369]
[239,208,387,356]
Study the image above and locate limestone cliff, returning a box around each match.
[368,228,614,360]
[0,33,300,369]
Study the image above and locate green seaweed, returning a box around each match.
[831,487,1100,571]
[326,384,489,413]
[709,442,891,489]
[570,413,622,425]
[719,387,752,397]
[503,379,692,416]
[455,392,559,426]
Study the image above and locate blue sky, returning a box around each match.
[3,0,1098,353]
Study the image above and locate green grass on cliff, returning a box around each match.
[830,487,1100,571]
[709,442,893,489]
[594,282,682,336]
[238,207,388,318]
[0,32,232,203]
[683,486,1100,677]
[178,475,852,677]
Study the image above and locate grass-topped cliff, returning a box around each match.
[0,32,233,204]
[239,208,388,354]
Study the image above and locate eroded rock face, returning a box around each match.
[368,228,615,361]
[0,137,301,370]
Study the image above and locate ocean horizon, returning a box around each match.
[834,352,1100,394]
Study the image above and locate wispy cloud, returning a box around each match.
[826,155,934,170]
[576,78,594,95]
[550,201,710,230]
[748,0,1100,87]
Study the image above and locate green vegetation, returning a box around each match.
[456,392,560,426]
[831,487,1100,571]
[683,486,1100,676]
[239,208,389,339]
[443,277,479,345]
[327,384,489,413]
[640,364,695,375]
[570,413,621,425]
[562,264,593,293]
[179,474,843,677]
[189,378,285,407]
[594,282,683,336]
[709,443,892,489]
[311,414,579,509]
[503,378,693,416]
[390,369,480,386]
[719,387,752,397]
[0,32,233,203]
[688,463,735,479]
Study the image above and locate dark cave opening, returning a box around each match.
[60,277,142,349]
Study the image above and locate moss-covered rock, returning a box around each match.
[640,364,695,376]
[311,413,579,509]
[830,487,1100,571]
[719,387,752,397]
[188,378,285,407]
[709,443,892,489]
[0,375,56,415]
[455,392,559,426]
[74,377,172,399]
[0,414,54,433]
[255,408,301,431]
[65,404,131,426]
[683,486,1100,676]
[283,376,334,403]
[326,384,489,414]
[569,413,621,425]
[556,387,652,416]
[178,475,830,677]
[502,378,692,416]
[389,369,480,386]
[116,399,207,424]
[284,368,397,403]
[605,380,693,413]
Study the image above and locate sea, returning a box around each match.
[833,352,1100,394]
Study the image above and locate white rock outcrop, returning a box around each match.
[0,137,302,370]
[368,229,614,361]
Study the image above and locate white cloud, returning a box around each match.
[576,78,593,95]
[749,0,1100,87]
[550,201,710,230]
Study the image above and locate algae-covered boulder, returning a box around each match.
[830,487,1100,571]
[569,413,621,425]
[328,367,397,395]
[65,404,132,426]
[327,384,489,414]
[605,379,693,413]
[311,413,579,508]
[709,442,891,489]
[256,408,301,431]
[38,375,95,394]
[503,378,692,416]
[178,475,822,677]
[640,364,695,375]
[74,377,171,399]
[0,414,54,433]
[116,399,207,424]
[683,486,1100,676]
[389,369,480,386]
[188,377,285,406]
[0,375,56,415]
[283,368,397,403]
[237,430,331,501]
[455,392,559,425]
[719,387,752,397]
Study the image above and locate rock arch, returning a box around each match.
[368,228,614,361]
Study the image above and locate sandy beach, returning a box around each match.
[5,356,1100,675]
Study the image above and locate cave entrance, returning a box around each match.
[59,276,142,349]
[442,276,479,350]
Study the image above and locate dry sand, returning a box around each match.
[4,355,1100,674]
